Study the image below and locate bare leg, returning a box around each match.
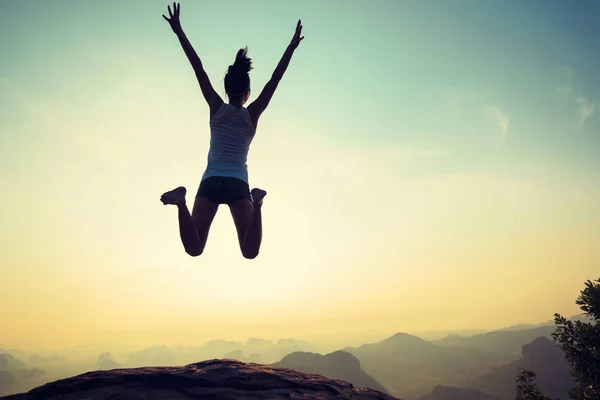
[229,188,267,259]
[242,188,266,257]
[161,186,218,257]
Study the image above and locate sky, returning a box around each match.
[1,0,599,351]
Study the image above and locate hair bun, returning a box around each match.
[224,47,253,98]
[231,47,253,74]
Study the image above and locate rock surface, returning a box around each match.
[1,358,398,400]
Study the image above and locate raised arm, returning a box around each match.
[163,3,223,115]
[248,20,304,125]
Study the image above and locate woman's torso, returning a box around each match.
[202,103,257,183]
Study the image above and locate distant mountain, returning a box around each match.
[414,329,489,341]
[494,320,553,332]
[378,333,438,351]
[0,355,25,371]
[472,336,573,400]
[27,354,65,366]
[245,338,273,353]
[434,315,592,356]
[194,340,244,361]
[5,370,44,384]
[344,332,503,399]
[126,345,176,367]
[223,349,245,361]
[0,361,44,398]
[419,385,499,400]
[95,352,121,370]
[433,326,555,356]
[118,338,315,369]
[215,338,318,364]
[0,353,45,396]
[271,350,389,394]
[0,371,16,396]
[247,353,263,363]
[567,314,593,324]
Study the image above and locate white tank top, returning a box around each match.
[201,103,256,184]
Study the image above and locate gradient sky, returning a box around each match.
[1,0,599,351]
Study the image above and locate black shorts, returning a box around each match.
[195,176,252,205]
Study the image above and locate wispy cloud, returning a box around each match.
[576,97,595,127]
[556,85,573,99]
[556,67,596,129]
[484,106,510,140]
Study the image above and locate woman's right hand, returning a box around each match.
[162,2,182,33]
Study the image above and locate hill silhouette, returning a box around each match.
[0,354,45,398]
[95,352,121,370]
[472,336,573,400]
[1,359,399,400]
[432,326,555,356]
[0,356,25,372]
[343,332,501,399]
[271,350,389,394]
[0,372,16,397]
[216,338,317,364]
[433,314,591,356]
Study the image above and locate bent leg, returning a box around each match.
[190,196,219,255]
[229,189,266,259]
[161,186,218,257]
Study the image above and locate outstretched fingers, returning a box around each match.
[295,19,304,41]
[163,5,172,21]
[162,2,181,24]
[163,2,179,20]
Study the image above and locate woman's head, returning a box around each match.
[225,47,253,104]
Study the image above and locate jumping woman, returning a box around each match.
[160,3,304,259]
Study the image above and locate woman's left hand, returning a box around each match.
[162,2,182,33]
[289,19,304,50]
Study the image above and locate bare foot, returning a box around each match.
[160,186,187,206]
[251,188,267,205]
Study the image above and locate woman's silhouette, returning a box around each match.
[160,3,304,259]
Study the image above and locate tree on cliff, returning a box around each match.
[515,369,552,400]
[516,278,600,400]
[552,278,600,400]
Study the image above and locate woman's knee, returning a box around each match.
[186,245,204,257]
[241,247,259,259]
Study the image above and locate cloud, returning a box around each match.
[575,97,595,127]
[556,85,573,98]
[484,106,510,139]
[556,67,596,128]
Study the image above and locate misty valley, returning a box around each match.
[0,315,587,400]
